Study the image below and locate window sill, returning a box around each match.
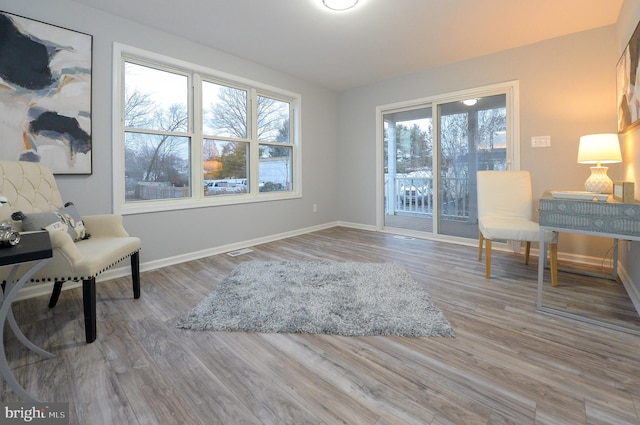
[116,191,302,215]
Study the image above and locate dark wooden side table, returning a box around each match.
[0,231,53,402]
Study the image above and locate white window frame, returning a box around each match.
[112,43,302,215]
[375,80,520,239]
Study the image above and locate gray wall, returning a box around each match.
[2,0,340,266]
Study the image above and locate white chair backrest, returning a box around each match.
[0,160,64,214]
[477,170,533,221]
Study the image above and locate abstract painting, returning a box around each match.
[617,20,640,134]
[0,11,92,174]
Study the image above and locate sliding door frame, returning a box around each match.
[376,80,520,245]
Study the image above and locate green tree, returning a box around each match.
[220,142,247,179]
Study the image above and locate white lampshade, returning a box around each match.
[577,133,622,165]
[577,133,622,194]
[323,0,359,10]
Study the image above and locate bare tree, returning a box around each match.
[204,87,290,179]
[203,140,220,161]
[205,88,288,141]
[124,88,155,128]
[257,95,288,141]
[206,87,247,138]
[141,104,188,182]
[124,88,189,188]
[440,113,469,213]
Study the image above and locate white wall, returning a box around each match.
[2,0,340,266]
[337,25,619,260]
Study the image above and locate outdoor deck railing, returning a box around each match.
[389,176,471,220]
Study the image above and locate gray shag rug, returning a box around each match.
[175,260,454,337]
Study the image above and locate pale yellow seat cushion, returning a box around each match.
[25,219,141,282]
[479,217,556,243]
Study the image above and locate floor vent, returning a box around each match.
[393,235,415,240]
[226,248,254,257]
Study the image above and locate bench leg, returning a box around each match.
[49,281,64,308]
[131,251,141,299]
[83,278,97,344]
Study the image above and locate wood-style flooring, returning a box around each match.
[2,227,640,424]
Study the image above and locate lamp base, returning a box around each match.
[584,166,612,193]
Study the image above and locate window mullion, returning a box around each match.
[432,102,441,235]
[249,89,260,195]
[193,73,204,200]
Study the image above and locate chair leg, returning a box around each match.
[49,281,64,308]
[83,278,97,344]
[131,251,141,299]
[550,243,559,287]
[524,241,531,265]
[485,239,492,279]
[478,232,484,261]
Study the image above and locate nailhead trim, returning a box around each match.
[2,249,140,284]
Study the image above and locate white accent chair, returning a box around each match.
[477,170,558,286]
[0,160,141,343]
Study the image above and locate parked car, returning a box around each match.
[205,179,247,195]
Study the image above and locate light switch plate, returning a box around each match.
[531,136,551,147]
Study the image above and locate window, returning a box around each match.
[202,81,249,197]
[113,44,300,214]
[257,95,293,192]
[124,62,192,201]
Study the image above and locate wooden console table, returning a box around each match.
[537,192,640,335]
[0,231,53,402]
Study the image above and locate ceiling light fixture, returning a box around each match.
[462,99,478,106]
[323,0,359,11]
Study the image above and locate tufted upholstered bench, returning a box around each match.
[0,160,141,343]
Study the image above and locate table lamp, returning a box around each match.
[577,133,622,193]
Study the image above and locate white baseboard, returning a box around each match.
[529,247,617,269]
[14,221,340,301]
[335,221,377,232]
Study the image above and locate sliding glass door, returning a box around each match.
[381,84,515,241]
[437,94,507,238]
[383,106,433,232]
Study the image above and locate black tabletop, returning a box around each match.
[0,231,52,267]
